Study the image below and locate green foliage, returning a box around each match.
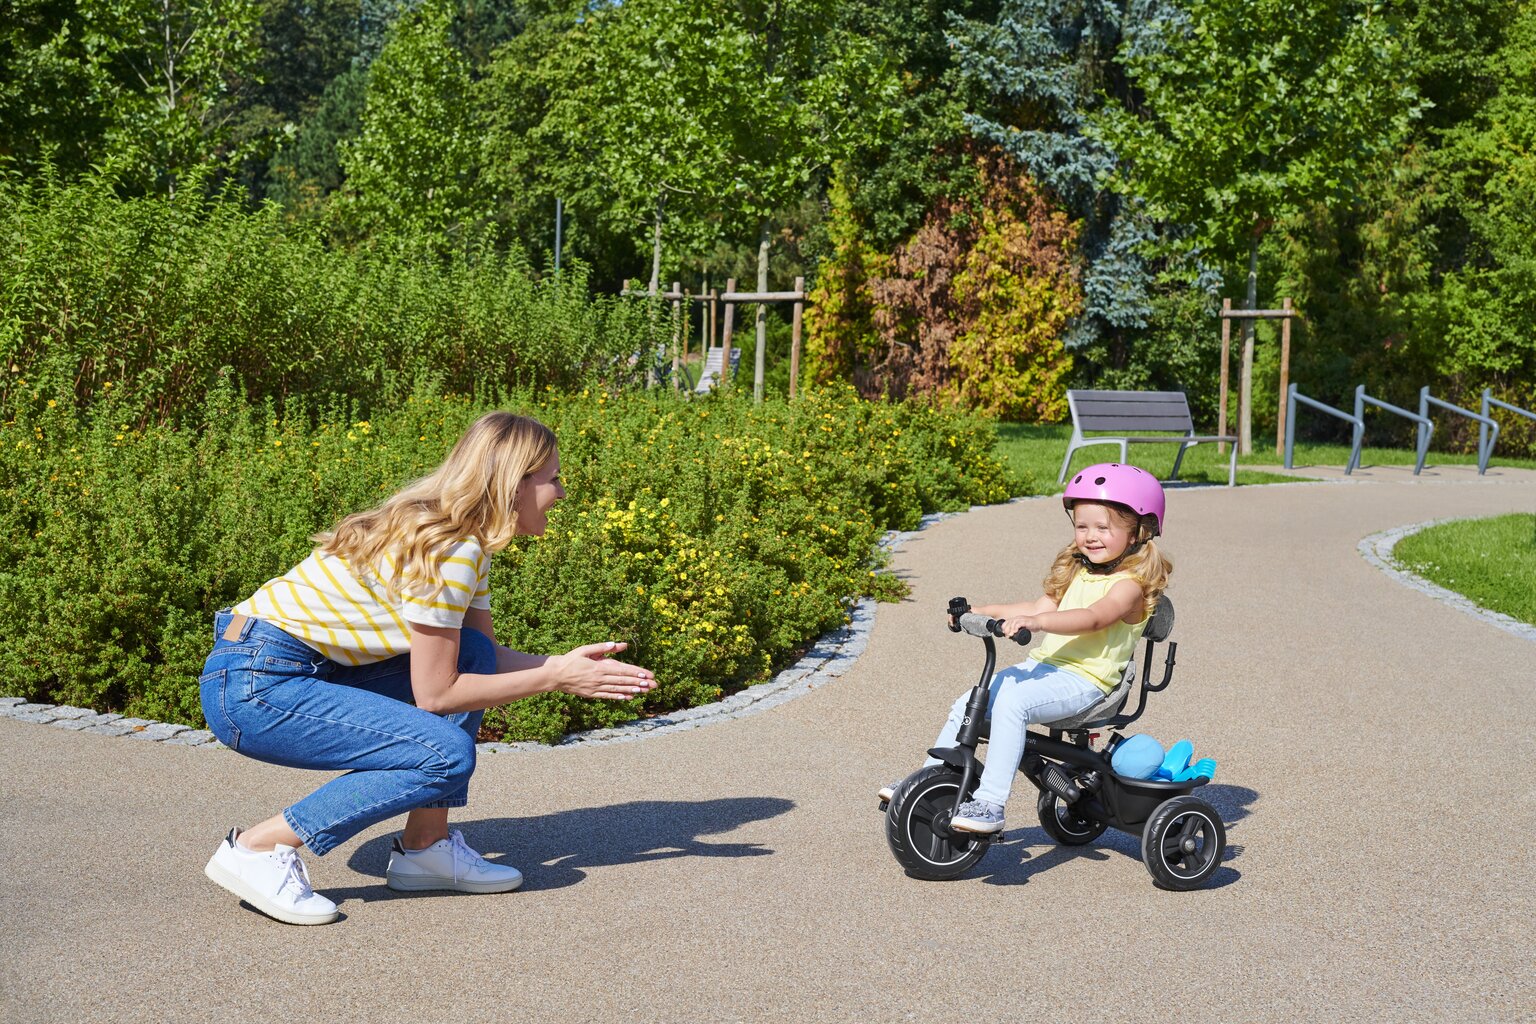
[0,174,656,420]
[1093,0,1423,263]
[0,382,1022,741]
[806,153,1080,420]
[334,0,484,248]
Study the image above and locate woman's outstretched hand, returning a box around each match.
[552,641,657,700]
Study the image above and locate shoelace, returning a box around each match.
[447,830,487,881]
[273,848,316,900]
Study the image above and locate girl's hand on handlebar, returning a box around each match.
[552,641,657,700]
[1000,615,1038,639]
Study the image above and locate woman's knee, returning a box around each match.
[458,627,498,676]
[423,724,478,791]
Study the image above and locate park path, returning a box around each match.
[2,464,1533,1024]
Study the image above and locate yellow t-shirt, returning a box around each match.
[233,538,491,665]
[1032,568,1148,692]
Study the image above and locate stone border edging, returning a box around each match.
[0,504,988,752]
[1358,518,1536,644]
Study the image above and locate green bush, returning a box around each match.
[0,173,657,423]
[0,380,1021,741]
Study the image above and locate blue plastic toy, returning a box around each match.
[1155,739,1193,780]
[1110,734,1165,779]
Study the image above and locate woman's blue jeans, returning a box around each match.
[924,659,1104,808]
[199,610,497,856]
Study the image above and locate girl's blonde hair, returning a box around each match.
[315,412,557,603]
[1042,502,1172,622]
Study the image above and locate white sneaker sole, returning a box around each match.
[204,856,339,926]
[949,818,1005,835]
[386,870,523,894]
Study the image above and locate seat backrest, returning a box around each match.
[1043,594,1174,731]
[1069,390,1194,434]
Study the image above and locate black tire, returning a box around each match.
[884,765,990,881]
[1140,795,1225,891]
[1036,789,1107,846]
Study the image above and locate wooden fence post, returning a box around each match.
[671,282,682,392]
[1219,298,1232,455]
[721,278,736,389]
[789,276,805,400]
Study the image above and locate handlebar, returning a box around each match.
[951,608,1030,646]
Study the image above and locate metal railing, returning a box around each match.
[1355,386,1433,474]
[1419,388,1500,474]
[1482,390,1536,469]
[1284,385,1364,474]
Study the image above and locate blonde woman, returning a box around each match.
[199,412,654,925]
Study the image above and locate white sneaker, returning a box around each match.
[386,829,524,894]
[204,828,339,925]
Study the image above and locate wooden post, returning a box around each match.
[671,281,682,393]
[1219,298,1232,454]
[708,285,717,352]
[721,278,736,389]
[789,276,804,400]
[1276,297,1292,457]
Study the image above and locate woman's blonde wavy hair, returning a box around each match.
[314,412,558,604]
[1042,501,1172,623]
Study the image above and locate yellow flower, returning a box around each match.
[47,399,56,408]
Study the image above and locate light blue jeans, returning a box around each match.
[199,610,497,856]
[925,659,1105,808]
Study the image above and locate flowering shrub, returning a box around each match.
[0,380,1022,741]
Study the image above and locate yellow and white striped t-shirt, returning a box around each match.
[233,538,492,665]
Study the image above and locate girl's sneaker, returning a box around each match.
[950,799,1006,834]
[203,828,340,925]
[386,829,523,894]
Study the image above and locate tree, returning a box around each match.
[1093,0,1423,451]
[0,0,262,193]
[336,0,483,247]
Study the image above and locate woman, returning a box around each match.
[199,412,655,925]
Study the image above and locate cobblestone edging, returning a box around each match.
[1359,518,1536,645]
[0,505,987,753]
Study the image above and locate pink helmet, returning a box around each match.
[1063,462,1166,536]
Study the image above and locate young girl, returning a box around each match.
[881,462,1171,834]
[199,412,656,925]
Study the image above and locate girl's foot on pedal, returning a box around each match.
[951,799,1005,833]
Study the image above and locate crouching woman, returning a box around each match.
[199,411,655,924]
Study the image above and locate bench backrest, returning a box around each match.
[1068,390,1194,434]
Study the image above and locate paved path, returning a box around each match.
[3,465,1533,1024]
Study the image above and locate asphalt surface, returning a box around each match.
[3,463,1533,1023]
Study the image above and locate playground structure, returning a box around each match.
[635,278,808,400]
[1284,386,1535,475]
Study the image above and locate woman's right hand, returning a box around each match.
[551,641,657,700]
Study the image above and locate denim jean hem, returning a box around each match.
[282,807,330,857]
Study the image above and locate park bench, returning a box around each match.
[1059,390,1238,487]
[693,346,742,392]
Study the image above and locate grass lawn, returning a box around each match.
[1392,514,1536,627]
[993,423,1536,494]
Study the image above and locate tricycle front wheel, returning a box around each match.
[884,765,989,881]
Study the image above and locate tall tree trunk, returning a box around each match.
[1240,234,1259,455]
[649,192,666,295]
[754,219,770,403]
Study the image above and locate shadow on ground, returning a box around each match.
[329,796,795,903]
[970,783,1258,890]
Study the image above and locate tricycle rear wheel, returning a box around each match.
[1036,789,1107,846]
[1140,795,1225,890]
